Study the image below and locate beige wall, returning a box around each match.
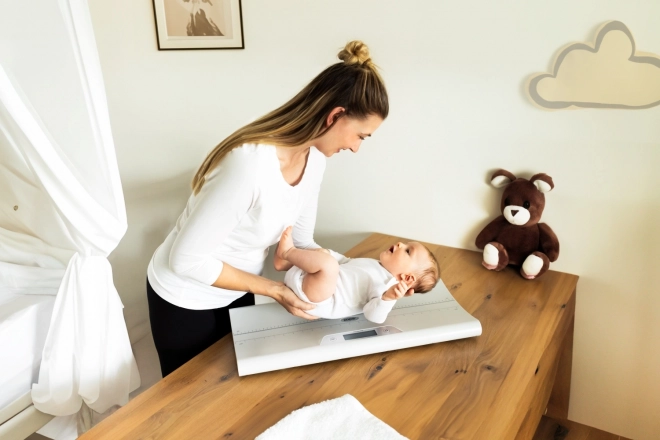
[89,1,660,438]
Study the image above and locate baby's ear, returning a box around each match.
[402,273,416,285]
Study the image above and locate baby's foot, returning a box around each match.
[276,226,295,261]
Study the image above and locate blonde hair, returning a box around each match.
[414,246,440,293]
[192,40,388,194]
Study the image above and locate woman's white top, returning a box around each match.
[148,144,325,310]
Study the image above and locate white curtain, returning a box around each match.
[0,0,139,417]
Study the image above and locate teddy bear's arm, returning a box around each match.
[475,216,506,249]
[538,223,560,262]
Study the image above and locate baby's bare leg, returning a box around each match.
[288,248,339,303]
[277,227,339,302]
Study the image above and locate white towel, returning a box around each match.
[256,394,408,440]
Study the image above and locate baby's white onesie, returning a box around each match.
[284,251,399,323]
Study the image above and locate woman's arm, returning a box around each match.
[169,149,255,284]
[213,263,317,319]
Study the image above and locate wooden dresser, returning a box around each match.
[80,233,578,439]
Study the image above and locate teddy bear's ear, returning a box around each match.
[490,169,516,188]
[530,173,554,193]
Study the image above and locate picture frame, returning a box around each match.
[152,0,244,50]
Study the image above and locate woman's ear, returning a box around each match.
[325,107,346,127]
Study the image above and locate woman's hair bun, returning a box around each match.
[338,40,373,68]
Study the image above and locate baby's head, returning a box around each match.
[379,241,440,293]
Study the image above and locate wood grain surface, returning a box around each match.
[80,233,579,440]
[533,416,633,440]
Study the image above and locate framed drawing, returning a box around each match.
[152,0,244,50]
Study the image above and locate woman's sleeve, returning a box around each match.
[169,149,256,285]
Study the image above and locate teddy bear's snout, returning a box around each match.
[503,205,531,226]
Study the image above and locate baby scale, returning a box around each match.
[229,280,482,376]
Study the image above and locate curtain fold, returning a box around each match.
[0,0,139,416]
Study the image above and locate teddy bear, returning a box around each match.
[475,169,559,279]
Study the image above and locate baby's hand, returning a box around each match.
[382,280,414,301]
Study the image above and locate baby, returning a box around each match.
[274,227,440,323]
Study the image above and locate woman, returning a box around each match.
[147,41,388,376]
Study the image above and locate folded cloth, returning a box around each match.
[255,394,408,440]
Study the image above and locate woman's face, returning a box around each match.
[314,109,383,157]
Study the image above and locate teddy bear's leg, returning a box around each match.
[521,252,550,280]
[483,242,509,271]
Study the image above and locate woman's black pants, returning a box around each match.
[146,279,255,377]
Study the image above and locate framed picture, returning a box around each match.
[152,0,244,50]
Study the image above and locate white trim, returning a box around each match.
[0,403,54,440]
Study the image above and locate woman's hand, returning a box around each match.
[211,262,316,319]
[270,282,318,320]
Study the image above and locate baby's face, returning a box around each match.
[379,242,431,281]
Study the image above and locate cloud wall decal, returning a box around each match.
[527,21,660,110]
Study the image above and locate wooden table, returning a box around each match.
[81,233,578,440]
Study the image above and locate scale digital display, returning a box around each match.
[343,330,378,340]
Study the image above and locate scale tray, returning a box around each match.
[229,280,481,376]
